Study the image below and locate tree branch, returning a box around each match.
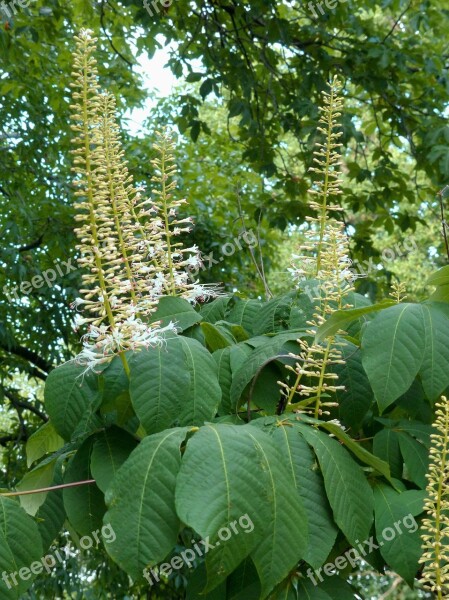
[2,388,48,423]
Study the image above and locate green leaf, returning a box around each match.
[201,322,234,351]
[420,303,449,400]
[318,422,391,483]
[397,432,429,488]
[129,338,190,434]
[226,557,261,599]
[425,265,449,287]
[201,296,234,323]
[44,362,102,441]
[373,483,423,585]
[175,424,270,592]
[150,296,202,331]
[26,421,64,467]
[178,337,222,425]
[0,497,43,599]
[230,333,306,409]
[297,579,332,599]
[226,298,262,335]
[99,355,133,426]
[214,345,252,415]
[271,424,337,569]
[373,429,403,479]
[16,458,56,516]
[104,428,190,580]
[35,469,66,552]
[247,427,308,598]
[332,342,373,431]
[63,437,106,537]
[361,304,425,412]
[298,425,374,545]
[90,427,138,494]
[315,299,395,343]
[253,293,296,336]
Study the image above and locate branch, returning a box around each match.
[0,341,52,375]
[0,480,96,497]
[18,232,45,253]
[2,388,48,423]
[0,432,28,446]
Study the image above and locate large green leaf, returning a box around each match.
[175,424,270,592]
[35,468,66,552]
[226,298,262,335]
[26,421,64,467]
[201,322,234,351]
[247,427,308,598]
[271,424,337,569]
[201,296,234,323]
[16,458,57,516]
[214,345,252,415]
[230,333,306,409]
[253,293,296,336]
[361,303,425,412]
[149,296,202,331]
[373,429,403,479]
[298,425,374,545]
[90,427,138,493]
[425,265,449,287]
[317,422,391,483]
[128,338,190,434]
[104,428,190,580]
[420,303,449,400]
[373,483,423,585]
[44,362,102,441]
[332,342,373,431]
[178,336,222,425]
[315,299,395,343]
[0,497,43,599]
[63,437,106,537]
[397,431,429,489]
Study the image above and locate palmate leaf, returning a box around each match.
[104,428,190,580]
[361,303,425,412]
[298,425,374,546]
[0,498,43,599]
[175,424,270,592]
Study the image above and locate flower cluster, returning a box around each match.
[70,30,220,372]
[419,396,449,598]
[280,76,353,418]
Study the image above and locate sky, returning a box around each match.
[124,37,178,137]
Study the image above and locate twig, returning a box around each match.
[437,185,449,261]
[0,480,96,497]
